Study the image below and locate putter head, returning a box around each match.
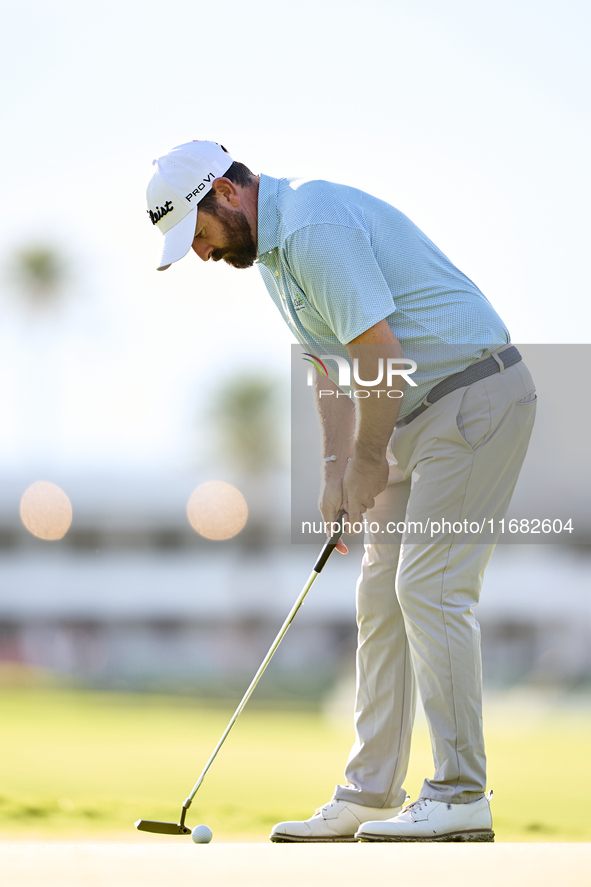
[135,818,191,835]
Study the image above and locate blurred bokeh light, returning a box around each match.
[187,480,248,540]
[19,480,73,541]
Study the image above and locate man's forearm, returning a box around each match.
[312,320,405,534]
[314,372,356,465]
[346,340,405,461]
[312,372,355,551]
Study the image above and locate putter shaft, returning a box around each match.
[182,519,343,811]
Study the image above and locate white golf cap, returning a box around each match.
[146,140,233,271]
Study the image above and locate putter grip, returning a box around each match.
[313,516,344,573]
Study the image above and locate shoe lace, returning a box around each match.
[401,798,430,815]
[314,800,338,816]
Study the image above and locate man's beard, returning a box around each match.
[210,206,258,269]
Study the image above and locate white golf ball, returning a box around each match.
[191,824,213,844]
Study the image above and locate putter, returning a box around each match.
[135,516,344,836]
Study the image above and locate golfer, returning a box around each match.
[146,140,536,842]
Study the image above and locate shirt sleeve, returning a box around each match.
[284,223,397,344]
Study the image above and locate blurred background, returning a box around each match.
[0,0,589,843]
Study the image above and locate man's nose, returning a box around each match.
[192,241,212,262]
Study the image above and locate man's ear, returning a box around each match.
[211,177,240,207]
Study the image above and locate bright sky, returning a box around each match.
[0,0,589,471]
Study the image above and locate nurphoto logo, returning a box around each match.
[302,352,417,394]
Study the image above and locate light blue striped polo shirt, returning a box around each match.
[256,174,509,418]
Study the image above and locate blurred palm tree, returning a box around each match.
[3,243,72,463]
[7,244,68,313]
[208,374,286,477]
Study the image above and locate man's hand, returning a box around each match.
[319,466,349,554]
[318,452,390,550]
[341,452,389,531]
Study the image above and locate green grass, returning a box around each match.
[0,687,589,842]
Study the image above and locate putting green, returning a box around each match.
[0,687,589,842]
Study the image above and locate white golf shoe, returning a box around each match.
[356,793,494,842]
[269,798,405,843]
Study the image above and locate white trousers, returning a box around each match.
[333,359,537,807]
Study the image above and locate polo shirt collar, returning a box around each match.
[256,173,281,258]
